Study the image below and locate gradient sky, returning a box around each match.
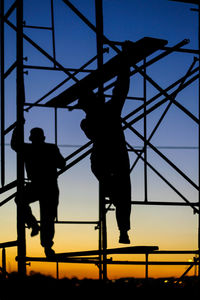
[0,0,199,279]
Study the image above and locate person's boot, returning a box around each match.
[119,230,130,244]
[44,247,55,258]
[30,224,40,237]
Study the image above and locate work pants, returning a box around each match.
[15,182,59,248]
[92,166,131,231]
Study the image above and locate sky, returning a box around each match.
[0,0,200,279]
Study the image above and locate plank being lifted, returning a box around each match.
[46,37,167,108]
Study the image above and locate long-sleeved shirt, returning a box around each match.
[80,65,130,177]
[11,128,66,186]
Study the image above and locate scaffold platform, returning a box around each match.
[22,246,159,263]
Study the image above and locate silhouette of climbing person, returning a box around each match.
[11,120,66,257]
[69,43,132,243]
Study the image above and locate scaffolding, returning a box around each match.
[0,0,200,281]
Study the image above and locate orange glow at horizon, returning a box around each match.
[2,227,198,280]
[0,194,198,279]
[3,248,197,280]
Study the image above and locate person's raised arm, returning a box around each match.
[110,42,131,114]
[10,119,25,152]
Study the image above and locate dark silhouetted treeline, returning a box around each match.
[0,272,199,298]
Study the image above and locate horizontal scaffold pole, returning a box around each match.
[0,240,18,248]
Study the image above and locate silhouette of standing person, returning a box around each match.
[11,121,66,257]
[69,45,132,243]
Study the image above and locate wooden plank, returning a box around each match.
[53,246,159,258]
[23,246,159,262]
[46,37,167,108]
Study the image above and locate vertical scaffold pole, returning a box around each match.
[95,0,107,281]
[50,0,56,67]
[198,1,200,278]
[16,0,26,277]
[0,0,5,187]
[143,58,148,203]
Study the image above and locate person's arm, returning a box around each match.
[10,124,23,152]
[110,42,131,114]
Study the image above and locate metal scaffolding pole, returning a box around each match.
[143,58,148,203]
[95,0,107,281]
[50,0,56,66]
[170,0,200,279]
[197,0,200,278]
[0,0,5,187]
[16,0,26,277]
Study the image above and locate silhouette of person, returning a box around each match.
[11,121,66,257]
[69,45,132,243]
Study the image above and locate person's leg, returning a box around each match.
[39,187,59,257]
[91,161,132,243]
[15,183,40,237]
[110,174,132,243]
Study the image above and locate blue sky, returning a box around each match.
[1,0,199,278]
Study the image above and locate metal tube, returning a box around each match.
[145,253,149,280]
[50,0,56,66]
[143,58,148,202]
[16,0,26,277]
[63,0,120,54]
[4,61,17,79]
[5,18,79,83]
[127,74,198,128]
[0,241,18,248]
[125,121,199,190]
[124,65,198,122]
[2,248,6,278]
[126,141,199,214]
[23,25,52,30]
[54,220,99,224]
[24,258,200,266]
[4,1,17,20]
[131,201,199,207]
[95,0,107,281]
[56,262,59,280]
[129,58,199,124]
[0,0,5,187]
[198,1,200,278]
[24,65,93,72]
[131,59,197,174]
[24,49,108,111]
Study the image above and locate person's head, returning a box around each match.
[29,127,45,144]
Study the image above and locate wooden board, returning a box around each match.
[24,246,159,262]
[46,37,168,108]
[53,246,159,259]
